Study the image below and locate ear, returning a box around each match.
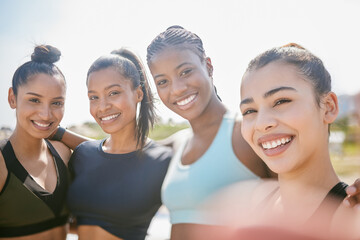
[135,85,144,103]
[322,92,339,124]
[8,87,17,109]
[205,57,213,78]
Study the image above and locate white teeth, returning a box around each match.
[101,114,119,121]
[261,137,292,150]
[33,121,51,127]
[177,94,196,106]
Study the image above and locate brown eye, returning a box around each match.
[274,99,291,107]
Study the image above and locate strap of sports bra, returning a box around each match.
[44,139,64,165]
[307,182,348,228]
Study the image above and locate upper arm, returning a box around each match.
[232,120,275,178]
[156,128,191,152]
[0,152,8,192]
[49,140,72,166]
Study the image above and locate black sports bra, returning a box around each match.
[0,139,70,237]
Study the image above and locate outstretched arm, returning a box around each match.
[50,126,92,150]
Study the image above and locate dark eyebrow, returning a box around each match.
[153,62,192,80]
[26,92,64,100]
[26,92,42,97]
[88,84,122,94]
[240,86,297,106]
[264,86,297,98]
[240,97,254,106]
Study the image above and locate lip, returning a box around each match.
[32,120,53,131]
[257,133,295,157]
[174,93,197,110]
[99,113,120,124]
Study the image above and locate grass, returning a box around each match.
[149,122,190,141]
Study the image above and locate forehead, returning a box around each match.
[87,67,132,88]
[20,73,65,92]
[241,62,311,98]
[149,47,202,69]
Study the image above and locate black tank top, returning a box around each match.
[0,139,70,237]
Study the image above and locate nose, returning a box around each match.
[254,108,278,132]
[171,77,187,96]
[98,98,111,112]
[38,105,52,120]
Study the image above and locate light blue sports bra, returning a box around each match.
[161,111,259,225]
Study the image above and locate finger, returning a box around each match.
[346,179,360,196]
[343,196,357,208]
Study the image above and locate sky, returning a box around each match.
[1,0,360,128]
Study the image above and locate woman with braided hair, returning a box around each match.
[65,48,172,240]
[146,25,274,239]
[0,45,71,239]
[146,26,360,239]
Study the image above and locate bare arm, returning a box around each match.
[50,127,92,150]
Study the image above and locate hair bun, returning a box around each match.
[281,43,305,50]
[31,45,61,64]
[166,25,185,31]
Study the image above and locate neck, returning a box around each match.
[9,126,46,158]
[103,124,140,154]
[189,95,227,135]
[277,148,339,221]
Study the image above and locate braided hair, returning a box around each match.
[147,25,221,101]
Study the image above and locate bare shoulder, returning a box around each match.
[49,140,72,166]
[330,203,360,238]
[0,151,8,192]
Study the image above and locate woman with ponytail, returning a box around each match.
[66,48,172,240]
[0,45,71,239]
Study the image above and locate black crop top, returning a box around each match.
[67,139,172,240]
[0,139,70,237]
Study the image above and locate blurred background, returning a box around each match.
[1,0,359,239]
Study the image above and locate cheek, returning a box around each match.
[89,102,97,118]
[156,88,169,104]
[54,107,65,119]
[241,120,253,145]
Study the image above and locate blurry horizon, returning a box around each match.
[1,0,360,128]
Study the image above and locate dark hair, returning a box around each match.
[245,43,332,105]
[147,25,221,101]
[87,48,156,149]
[147,25,206,63]
[12,45,65,96]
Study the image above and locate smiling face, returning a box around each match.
[9,73,66,139]
[148,47,215,121]
[240,62,333,174]
[87,67,142,134]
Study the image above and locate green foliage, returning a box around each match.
[150,122,190,140]
[331,116,349,133]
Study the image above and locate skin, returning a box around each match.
[148,47,272,240]
[239,61,355,230]
[72,67,143,240]
[0,73,71,240]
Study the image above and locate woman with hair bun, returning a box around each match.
[65,48,172,240]
[0,45,71,239]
